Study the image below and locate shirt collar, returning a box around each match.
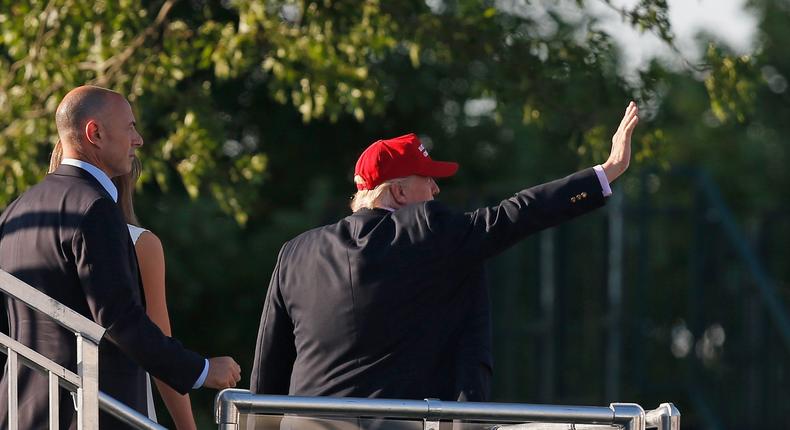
[61,158,118,202]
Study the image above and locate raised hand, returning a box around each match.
[204,356,242,389]
[602,101,639,182]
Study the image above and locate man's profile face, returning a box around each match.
[97,96,143,178]
[398,176,440,205]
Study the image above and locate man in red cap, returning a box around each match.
[250,103,639,404]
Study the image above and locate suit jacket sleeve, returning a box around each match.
[72,197,204,394]
[427,168,606,263]
[250,244,296,394]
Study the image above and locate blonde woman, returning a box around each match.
[50,143,197,429]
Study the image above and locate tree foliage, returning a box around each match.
[2,0,780,427]
[0,0,709,223]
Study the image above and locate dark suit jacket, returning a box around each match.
[0,164,204,429]
[250,168,606,401]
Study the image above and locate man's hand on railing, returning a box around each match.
[205,356,242,389]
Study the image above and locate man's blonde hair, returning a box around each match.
[350,176,409,212]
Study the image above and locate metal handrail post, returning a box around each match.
[48,372,60,430]
[215,389,245,430]
[611,403,645,430]
[7,350,18,430]
[76,334,100,429]
[423,398,441,430]
[645,403,680,430]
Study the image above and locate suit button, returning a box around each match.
[581,192,588,198]
[571,197,577,203]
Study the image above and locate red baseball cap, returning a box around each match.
[354,133,459,190]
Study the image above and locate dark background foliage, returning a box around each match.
[2,0,789,428]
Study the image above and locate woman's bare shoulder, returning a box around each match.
[134,229,164,259]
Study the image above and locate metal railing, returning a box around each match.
[0,269,164,429]
[214,389,680,430]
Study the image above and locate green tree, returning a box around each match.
[0,0,687,222]
[2,1,772,427]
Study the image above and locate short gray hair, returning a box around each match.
[350,176,408,212]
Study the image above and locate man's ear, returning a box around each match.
[84,120,101,147]
[390,182,408,206]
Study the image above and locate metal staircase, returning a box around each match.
[0,269,163,429]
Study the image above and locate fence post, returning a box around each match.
[76,334,100,429]
[611,403,645,430]
[7,350,19,430]
[215,389,244,430]
[645,403,681,430]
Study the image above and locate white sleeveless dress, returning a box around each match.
[128,224,158,423]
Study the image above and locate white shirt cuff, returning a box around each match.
[192,359,209,389]
[593,165,612,197]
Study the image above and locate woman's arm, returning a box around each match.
[135,231,198,430]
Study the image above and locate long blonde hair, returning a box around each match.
[49,140,141,225]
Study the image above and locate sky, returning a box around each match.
[590,0,760,74]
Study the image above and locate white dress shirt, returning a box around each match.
[592,164,613,197]
[61,158,118,202]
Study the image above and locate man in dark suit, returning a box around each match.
[250,102,639,404]
[0,86,242,429]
